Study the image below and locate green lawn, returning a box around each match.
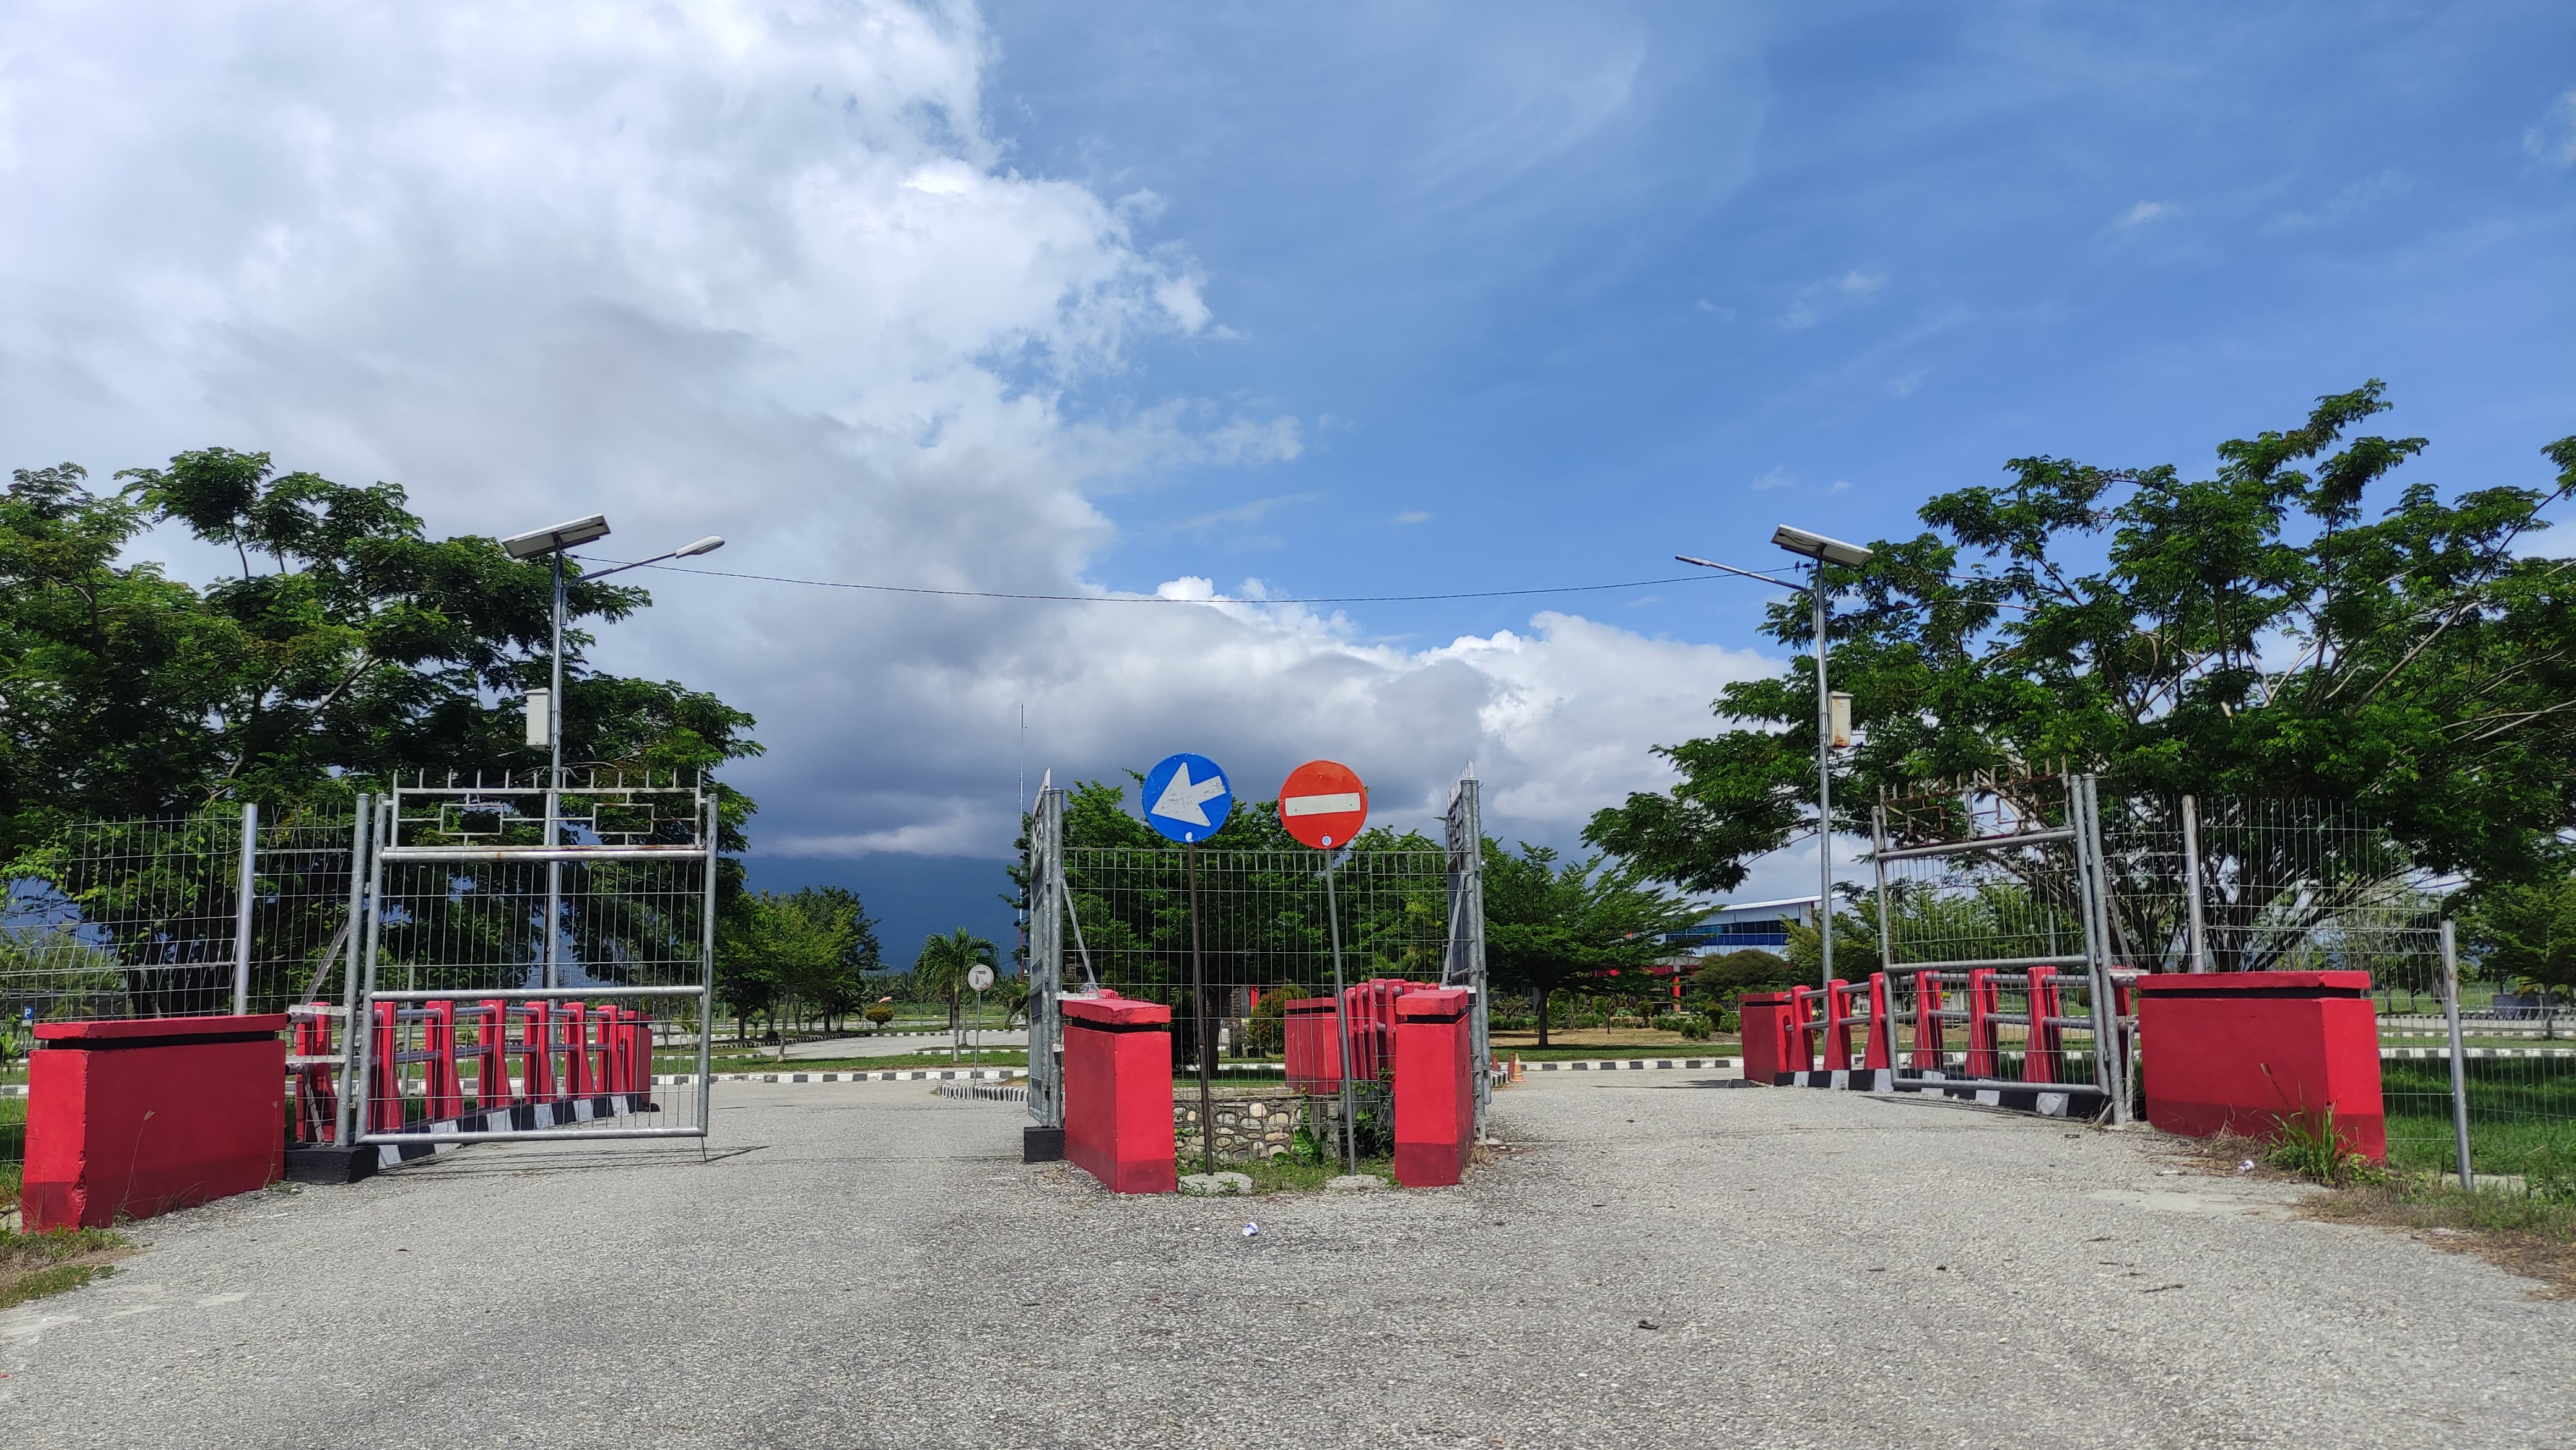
[2381,1059,2576,1183]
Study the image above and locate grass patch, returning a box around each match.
[1222,1152,1395,1194]
[2296,1173,2576,1297]
[0,1225,133,1309]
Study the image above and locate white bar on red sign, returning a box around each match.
[1282,792,1364,816]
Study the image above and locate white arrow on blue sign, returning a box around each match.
[1141,752,1234,844]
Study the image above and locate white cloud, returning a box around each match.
[2260,170,2411,235]
[1392,510,1433,525]
[1886,368,1926,397]
[2115,200,2176,228]
[1749,466,1795,492]
[0,0,1772,861]
[1779,268,1888,330]
[2528,90,2576,168]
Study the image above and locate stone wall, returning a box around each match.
[1175,1093,1335,1162]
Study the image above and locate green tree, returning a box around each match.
[2466,874,2576,1007]
[1483,841,1700,1046]
[784,885,880,1032]
[1690,947,1798,1001]
[716,890,858,1061]
[914,927,999,1038]
[4,451,762,1013]
[1588,386,2576,966]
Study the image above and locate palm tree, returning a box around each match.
[914,928,999,1061]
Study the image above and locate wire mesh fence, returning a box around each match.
[2,806,364,1024]
[1061,844,1451,1163]
[1866,775,2572,1192]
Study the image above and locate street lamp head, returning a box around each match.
[674,535,726,558]
[1770,524,1873,570]
[501,514,611,560]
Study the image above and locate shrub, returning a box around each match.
[863,1005,895,1028]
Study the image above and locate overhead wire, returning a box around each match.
[565,555,1803,604]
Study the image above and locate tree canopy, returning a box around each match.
[1481,841,1700,1045]
[1,449,759,851]
[1587,386,2576,920]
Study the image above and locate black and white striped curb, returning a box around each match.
[936,1082,1032,1104]
[653,1067,1027,1085]
[1521,1057,1739,1072]
[373,1093,658,1168]
[1775,1068,2107,1119]
[2380,1046,2576,1061]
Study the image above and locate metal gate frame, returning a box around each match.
[1866,771,2134,1122]
[352,771,718,1147]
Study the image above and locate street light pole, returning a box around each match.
[500,516,725,992]
[1677,523,1874,991]
[1809,560,1834,988]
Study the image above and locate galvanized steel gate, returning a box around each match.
[1866,770,2135,1120]
[352,771,717,1159]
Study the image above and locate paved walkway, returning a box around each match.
[6,1077,2570,1448]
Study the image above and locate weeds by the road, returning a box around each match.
[0,1225,132,1309]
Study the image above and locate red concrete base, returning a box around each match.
[1393,988,1473,1187]
[2136,972,2386,1161]
[1061,993,1177,1194]
[22,1015,291,1231]
[1737,992,1795,1084]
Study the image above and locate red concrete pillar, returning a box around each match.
[1736,992,1795,1083]
[22,1015,291,1231]
[1393,988,1473,1187]
[523,1002,557,1102]
[2022,968,2065,1085]
[2136,971,2387,1161]
[562,1002,593,1098]
[1061,993,1178,1194]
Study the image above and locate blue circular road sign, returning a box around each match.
[1141,752,1234,844]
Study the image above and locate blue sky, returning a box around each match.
[3,1,2569,961]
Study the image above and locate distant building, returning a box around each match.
[1662,896,1819,957]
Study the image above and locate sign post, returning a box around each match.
[1281,760,1370,1175]
[967,961,994,1065]
[1143,753,1235,1174]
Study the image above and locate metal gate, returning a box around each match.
[353,771,716,1154]
[1867,770,2135,1120]
[1022,763,1490,1139]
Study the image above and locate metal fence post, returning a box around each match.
[232,802,259,1016]
[334,794,371,1145]
[2073,776,2129,1122]
[2180,794,2208,973]
[2440,919,2475,1192]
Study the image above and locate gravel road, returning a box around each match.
[6,1073,2569,1448]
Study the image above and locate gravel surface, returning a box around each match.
[6,1075,2570,1448]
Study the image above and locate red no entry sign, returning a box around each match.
[1278,759,1368,849]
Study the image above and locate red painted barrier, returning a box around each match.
[1964,970,2001,1079]
[1824,978,1860,1069]
[1738,992,1795,1083]
[1062,992,1178,1194]
[22,1015,290,1231]
[2022,967,2064,1085]
[1908,973,1945,1070]
[1393,988,1473,1187]
[290,1009,339,1143]
[1284,997,1342,1088]
[2136,971,2386,1161]
[472,1001,512,1109]
[1861,973,1894,1071]
[1787,984,1822,1072]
